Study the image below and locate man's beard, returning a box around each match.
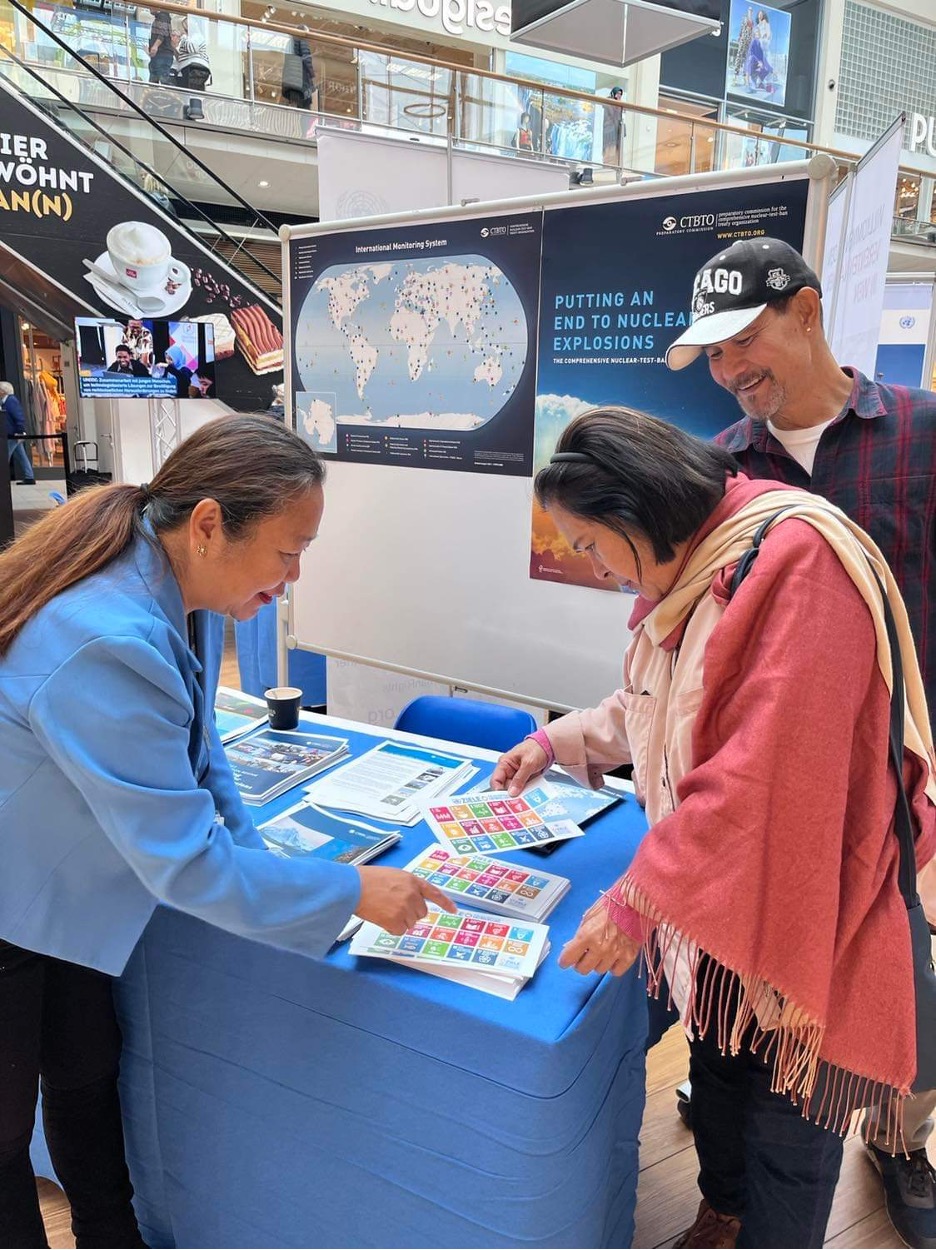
[729,369,785,422]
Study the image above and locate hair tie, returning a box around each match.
[549,451,593,465]
[139,482,151,500]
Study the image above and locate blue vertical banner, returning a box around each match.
[531,178,809,588]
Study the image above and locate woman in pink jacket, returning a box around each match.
[493,405,935,1250]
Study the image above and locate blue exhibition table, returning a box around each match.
[90,715,652,1248]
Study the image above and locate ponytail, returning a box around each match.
[0,413,324,657]
[0,483,145,656]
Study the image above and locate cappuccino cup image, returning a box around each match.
[106,221,173,293]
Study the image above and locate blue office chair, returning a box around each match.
[394,695,537,755]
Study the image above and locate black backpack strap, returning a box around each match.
[872,567,921,910]
[728,507,796,600]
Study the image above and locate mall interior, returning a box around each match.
[0,0,934,536]
[0,0,934,537]
[0,0,935,1246]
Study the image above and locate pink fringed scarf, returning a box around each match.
[605,485,936,1141]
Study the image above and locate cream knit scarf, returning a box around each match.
[642,488,936,794]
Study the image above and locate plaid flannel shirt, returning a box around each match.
[716,367,936,724]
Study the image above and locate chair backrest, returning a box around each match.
[394,695,537,755]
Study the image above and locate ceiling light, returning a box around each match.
[258,180,270,187]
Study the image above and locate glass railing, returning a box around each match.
[0,0,283,297]
[2,0,932,229]
[893,216,936,245]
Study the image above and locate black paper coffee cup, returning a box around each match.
[264,686,302,731]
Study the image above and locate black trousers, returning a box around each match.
[0,942,144,1249]
[689,967,845,1249]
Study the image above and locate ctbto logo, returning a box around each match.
[662,216,677,231]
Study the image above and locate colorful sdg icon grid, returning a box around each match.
[429,795,556,853]
[411,846,552,908]
[371,910,535,973]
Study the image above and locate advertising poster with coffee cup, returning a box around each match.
[0,81,283,412]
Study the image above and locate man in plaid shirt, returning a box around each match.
[667,237,936,1250]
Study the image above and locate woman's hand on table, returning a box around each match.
[490,738,548,797]
[559,900,640,977]
[356,867,455,934]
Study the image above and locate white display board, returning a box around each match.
[285,160,831,711]
[316,128,571,222]
[826,117,904,375]
[306,462,630,709]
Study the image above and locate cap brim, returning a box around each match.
[665,303,767,371]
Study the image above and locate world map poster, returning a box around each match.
[287,213,543,475]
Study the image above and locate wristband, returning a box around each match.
[526,728,555,768]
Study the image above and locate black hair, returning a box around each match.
[534,406,737,573]
[0,414,324,655]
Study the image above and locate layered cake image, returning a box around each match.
[231,305,284,375]
[191,313,236,360]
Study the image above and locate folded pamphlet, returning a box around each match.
[259,800,400,865]
[304,740,476,826]
[225,727,350,805]
[214,686,269,744]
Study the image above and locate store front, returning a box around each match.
[238,0,482,125]
[657,0,821,174]
[0,306,71,543]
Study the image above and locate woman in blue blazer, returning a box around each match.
[0,414,449,1248]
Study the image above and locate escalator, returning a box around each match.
[0,0,285,411]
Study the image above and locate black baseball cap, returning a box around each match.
[665,237,822,371]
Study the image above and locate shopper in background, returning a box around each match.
[492,405,936,1250]
[173,17,211,92]
[2,380,35,486]
[281,36,316,110]
[146,9,175,85]
[0,415,452,1248]
[668,236,936,1249]
[602,85,626,166]
[266,381,285,422]
[512,111,535,152]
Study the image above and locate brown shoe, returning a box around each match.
[673,1199,742,1249]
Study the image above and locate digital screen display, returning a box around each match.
[75,317,216,399]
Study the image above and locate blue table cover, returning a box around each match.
[43,716,653,1248]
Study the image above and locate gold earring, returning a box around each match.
[196,544,208,557]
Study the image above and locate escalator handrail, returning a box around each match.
[5,0,283,262]
[0,34,283,294]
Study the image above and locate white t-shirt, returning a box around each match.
[766,416,837,476]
